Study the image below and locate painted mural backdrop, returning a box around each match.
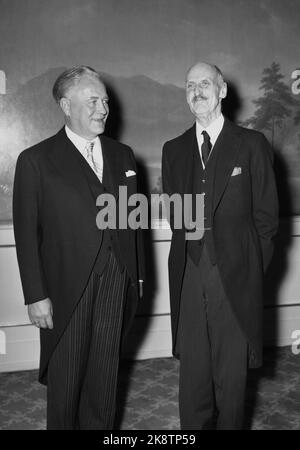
[0,0,299,222]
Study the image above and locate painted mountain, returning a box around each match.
[1,64,299,221]
[0,68,192,221]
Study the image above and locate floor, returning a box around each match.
[0,346,299,430]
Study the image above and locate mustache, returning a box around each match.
[193,95,208,101]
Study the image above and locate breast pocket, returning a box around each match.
[228,168,249,188]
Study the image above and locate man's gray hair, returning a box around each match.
[212,64,225,85]
[52,65,103,103]
[186,62,226,86]
[213,65,225,85]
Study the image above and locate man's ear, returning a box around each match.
[220,81,227,100]
[59,97,71,116]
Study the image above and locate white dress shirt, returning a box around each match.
[65,125,103,182]
[196,114,225,168]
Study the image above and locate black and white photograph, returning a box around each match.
[0,0,299,432]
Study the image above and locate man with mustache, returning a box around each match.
[162,62,278,429]
[13,66,144,429]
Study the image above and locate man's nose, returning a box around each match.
[96,101,107,114]
[193,84,202,95]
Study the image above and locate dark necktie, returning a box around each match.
[201,130,212,167]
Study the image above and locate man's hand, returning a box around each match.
[28,298,53,329]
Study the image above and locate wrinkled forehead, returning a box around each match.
[68,75,107,98]
[186,64,218,84]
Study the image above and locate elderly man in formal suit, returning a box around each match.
[13,65,144,430]
[162,62,278,429]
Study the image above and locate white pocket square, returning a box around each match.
[231,167,242,176]
[125,170,136,177]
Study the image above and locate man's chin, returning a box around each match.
[192,107,208,116]
[92,125,105,135]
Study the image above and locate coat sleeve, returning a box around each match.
[251,133,279,272]
[13,151,48,304]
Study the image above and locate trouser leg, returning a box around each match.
[78,253,127,429]
[47,252,127,430]
[47,272,98,430]
[178,255,214,430]
[204,257,247,430]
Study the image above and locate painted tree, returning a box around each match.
[243,62,295,146]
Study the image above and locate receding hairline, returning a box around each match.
[186,62,225,85]
[66,73,106,93]
[52,65,106,103]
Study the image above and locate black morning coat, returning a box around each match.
[162,119,279,368]
[13,128,145,384]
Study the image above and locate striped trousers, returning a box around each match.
[47,252,128,430]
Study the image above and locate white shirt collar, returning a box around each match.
[65,125,99,156]
[196,113,224,148]
[65,125,103,181]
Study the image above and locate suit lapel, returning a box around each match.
[174,125,196,195]
[50,128,98,215]
[101,135,123,200]
[213,119,242,212]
